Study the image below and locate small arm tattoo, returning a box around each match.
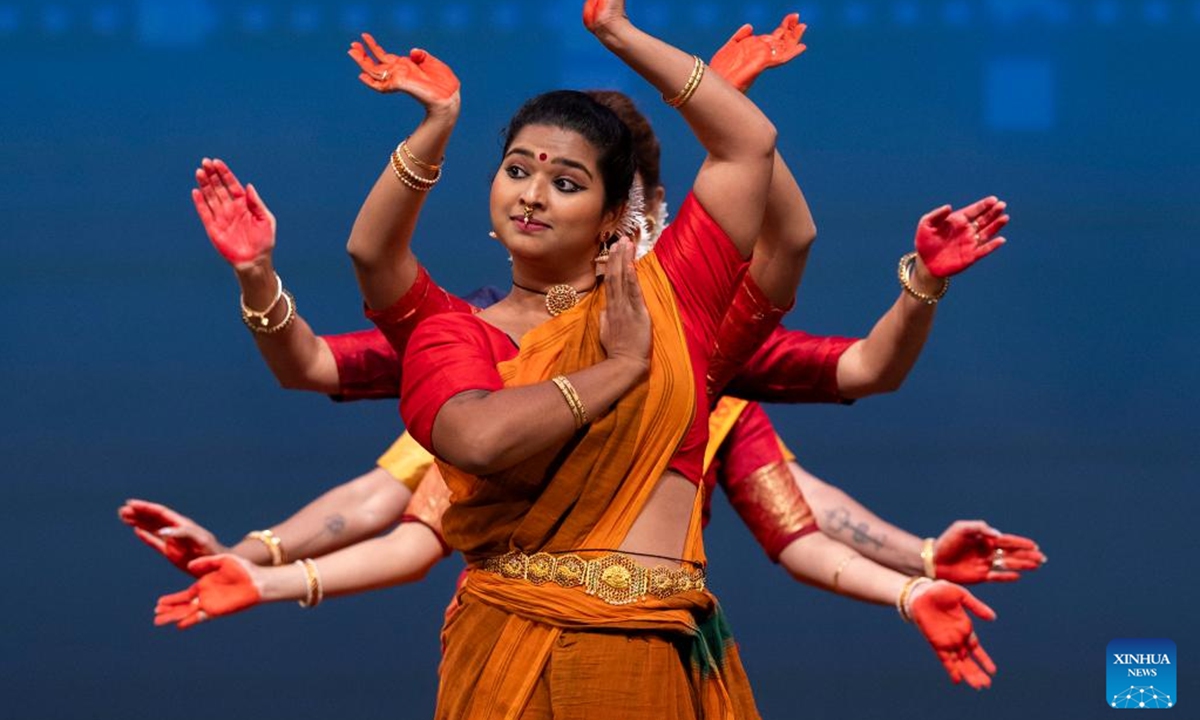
[826,507,885,550]
[324,514,346,536]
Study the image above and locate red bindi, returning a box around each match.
[538,152,548,161]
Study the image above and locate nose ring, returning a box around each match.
[523,205,534,223]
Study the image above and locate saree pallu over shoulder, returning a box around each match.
[434,255,760,720]
[437,253,695,563]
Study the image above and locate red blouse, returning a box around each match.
[400,192,746,483]
[703,402,820,561]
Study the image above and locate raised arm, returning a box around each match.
[586,1,777,256]
[836,197,1009,398]
[343,36,461,311]
[191,159,340,393]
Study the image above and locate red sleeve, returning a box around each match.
[365,264,475,358]
[706,270,792,399]
[322,329,401,401]
[717,403,819,562]
[652,192,748,351]
[723,327,860,405]
[399,314,509,452]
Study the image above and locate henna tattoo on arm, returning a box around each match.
[324,514,346,536]
[825,507,886,550]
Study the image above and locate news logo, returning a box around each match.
[1108,639,1176,709]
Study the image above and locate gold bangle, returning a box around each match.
[296,558,323,608]
[390,144,441,192]
[550,375,589,429]
[663,55,706,109]
[239,273,284,327]
[400,138,442,172]
[921,537,937,579]
[832,554,860,593]
[246,529,286,566]
[243,289,296,334]
[896,576,932,622]
[897,252,949,304]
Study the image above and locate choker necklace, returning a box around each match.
[511,280,596,317]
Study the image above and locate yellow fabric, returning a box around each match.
[703,396,750,475]
[775,433,796,463]
[434,256,757,720]
[376,431,435,492]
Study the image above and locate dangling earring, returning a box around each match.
[643,215,656,237]
[489,230,499,239]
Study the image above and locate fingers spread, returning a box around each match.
[973,641,998,675]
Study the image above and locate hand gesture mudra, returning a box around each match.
[916,196,1008,278]
[118,499,227,576]
[191,159,275,269]
[154,555,263,629]
[348,33,460,109]
[599,238,651,368]
[909,581,998,689]
[709,14,807,93]
[935,520,1045,584]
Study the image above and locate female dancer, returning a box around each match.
[145,15,1036,696]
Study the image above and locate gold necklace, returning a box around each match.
[511,280,595,317]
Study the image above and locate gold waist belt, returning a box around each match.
[480,550,707,606]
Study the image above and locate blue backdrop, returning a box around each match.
[2,1,1196,718]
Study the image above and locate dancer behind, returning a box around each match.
[147,18,1032,691]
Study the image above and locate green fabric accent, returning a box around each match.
[690,603,737,677]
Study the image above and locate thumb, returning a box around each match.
[730,24,754,42]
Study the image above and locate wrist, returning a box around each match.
[234,256,275,282]
[911,255,944,290]
[423,96,461,124]
[607,354,650,382]
[592,16,635,48]
[258,564,302,603]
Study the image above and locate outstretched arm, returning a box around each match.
[120,466,413,574]
[836,197,1009,398]
[191,159,341,393]
[778,533,998,689]
[154,520,445,629]
[792,462,1045,582]
[343,35,461,311]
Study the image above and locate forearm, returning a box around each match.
[792,462,925,575]
[232,261,340,393]
[836,256,943,399]
[778,532,909,607]
[258,522,444,602]
[747,152,814,307]
[347,107,458,311]
[432,356,647,475]
[593,18,775,251]
[229,468,412,564]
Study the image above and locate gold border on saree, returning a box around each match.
[481,551,706,606]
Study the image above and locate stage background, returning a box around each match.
[2,1,1196,718]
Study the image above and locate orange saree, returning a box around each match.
[404,253,759,720]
